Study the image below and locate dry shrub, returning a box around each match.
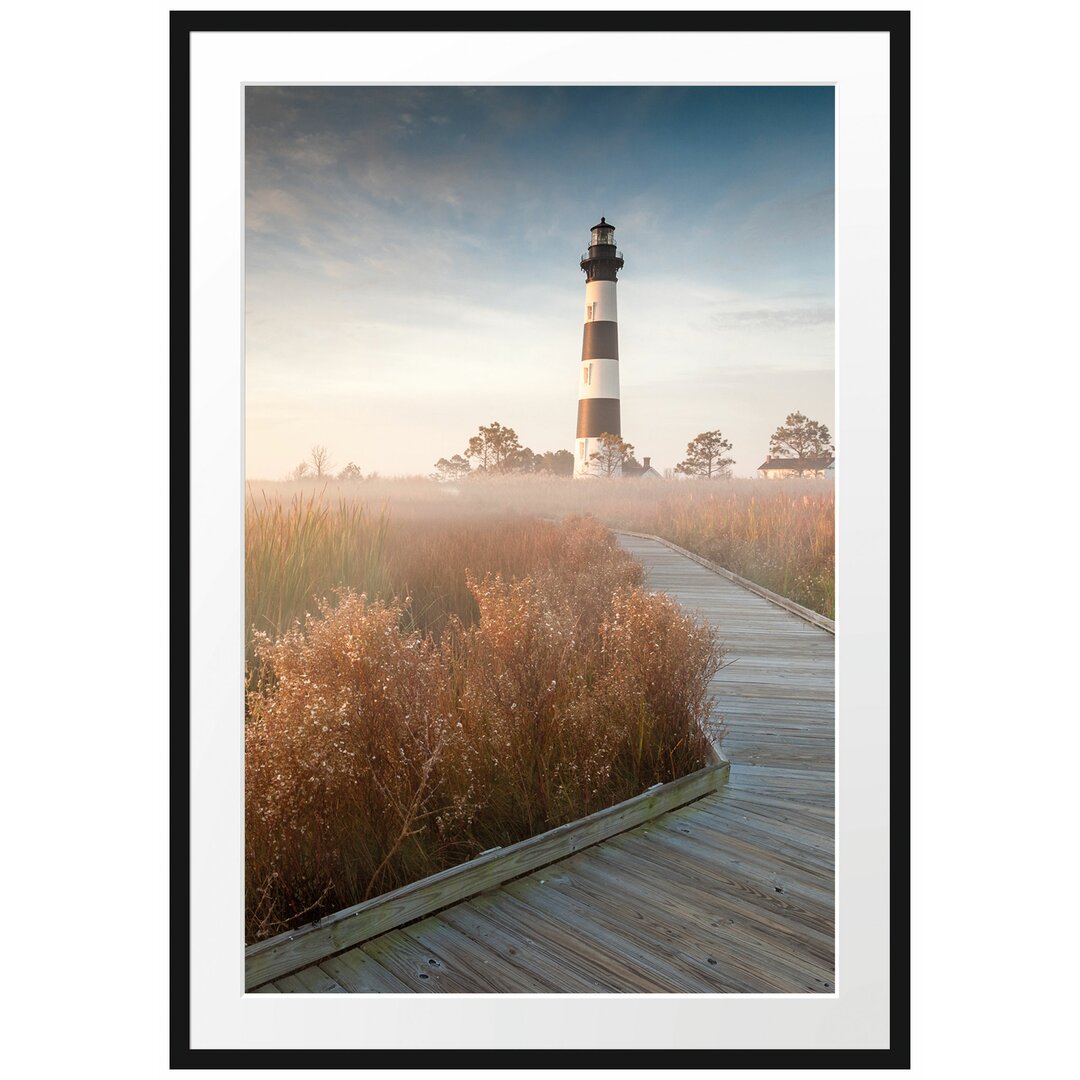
[245,516,721,942]
[245,593,458,937]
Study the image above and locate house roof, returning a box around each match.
[757,457,833,471]
[622,462,662,479]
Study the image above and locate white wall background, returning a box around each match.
[1,0,1077,1077]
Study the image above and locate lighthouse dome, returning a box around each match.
[590,217,616,248]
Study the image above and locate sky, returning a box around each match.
[245,85,834,479]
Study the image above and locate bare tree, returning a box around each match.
[309,445,334,478]
[588,432,635,478]
[287,462,311,482]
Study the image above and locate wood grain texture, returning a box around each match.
[246,758,727,989]
[258,534,835,994]
[317,949,411,993]
[616,530,835,632]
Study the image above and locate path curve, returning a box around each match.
[251,534,835,993]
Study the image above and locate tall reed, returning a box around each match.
[248,475,835,617]
[245,516,721,942]
[245,491,389,659]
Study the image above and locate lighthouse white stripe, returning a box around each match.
[584,279,618,324]
[575,437,592,477]
[579,358,621,400]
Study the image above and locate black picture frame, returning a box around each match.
[171,8,910,1069]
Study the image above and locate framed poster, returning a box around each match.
[172,8,908,1068]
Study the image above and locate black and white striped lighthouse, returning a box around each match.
[575,216,625,477]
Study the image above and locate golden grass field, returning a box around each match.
[244,476,833,941]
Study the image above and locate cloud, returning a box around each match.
[241,86,836,479]
[246,187,308,232]
[712,303,835,330]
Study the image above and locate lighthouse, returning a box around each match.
[575,216,625,477]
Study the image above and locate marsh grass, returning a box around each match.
[245,514,721,943]
[622,489,835,617]
[245,492,390,655]
[252,473,835,617]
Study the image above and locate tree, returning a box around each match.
[588,432,635,478]
[464,421,523,473]
[513,447,542,474]
[768,412,834,474]
[537,449,575,476]
[309,445,334,478]
[675,430,735,479]
[287,462,310,481]
[337,462,363,481]
[432,454,471,482]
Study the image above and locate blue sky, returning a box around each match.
[245,85,834,478]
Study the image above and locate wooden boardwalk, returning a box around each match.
[249,535,835,993]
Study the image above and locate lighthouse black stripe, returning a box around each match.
[581,321,619,361]
[576,398,621,439]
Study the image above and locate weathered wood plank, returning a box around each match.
[496,879,715,993]
[513,861,824,993]
[631,821,835,915]
[595,830,835,947]
[439,899,612,993]
[691,792,835,844]
[397,915,555,993]
[318,948,411,993]
[651,814,835,890]
[245,759,728,988]
[675,803,834,872]
[273,967,347,994]
[536,856,833,991]
[359,929,471,993]
[616,531,834,632]
[586,836,835,963]
[455,890,679,993]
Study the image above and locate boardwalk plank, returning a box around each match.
[273,967,347,993]
[633,822,835,913]
[582,837,835,969]
[319,949,412,993]
[248,533,835,993]
[528,858,832,992]
[397,915,555,993]
[438,900,610,993]
[601,827,835,942]
[500,876,735,992]
[464,889,682,993]
[359,928,487,994]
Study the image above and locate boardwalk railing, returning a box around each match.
[616,530,835,634]
[246,756,729,990]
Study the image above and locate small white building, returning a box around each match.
[757,455,833,479]
[622,455,663,480]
